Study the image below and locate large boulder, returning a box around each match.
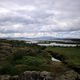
[18,71,54,80]
[55,70,80,80]
[3,70,78,80]
[40,71,54,80]
[19,71,32,80]
[9,75,19,80]
[31,71,40,80]
[0,75,10,80]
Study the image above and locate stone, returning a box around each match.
[0,75,10,80]
[31,71,40,80]
[40,71,54,80]
[55,70,80,80]
[9,75,19,80]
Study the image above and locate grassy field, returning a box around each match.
[45,47,80,72]
[0,39,69,75]
[0,39,80,75]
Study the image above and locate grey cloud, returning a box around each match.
[0,16,34,25]
[0,0,80,38]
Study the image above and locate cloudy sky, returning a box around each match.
[0,0,80,38]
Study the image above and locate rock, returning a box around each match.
[19,71,32,80]
[0,75,10,80]
[40,71,54,80]
[9,75,19,80]
[18,71,54,80]
[55,70,80,80]
[19,71,54,80]
[31,71,40,80]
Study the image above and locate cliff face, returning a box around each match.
[0,70,80,80]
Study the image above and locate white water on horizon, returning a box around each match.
[38,42,78,47]
[51,57,61,62]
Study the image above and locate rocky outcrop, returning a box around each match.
[0,71,54,80]
[0,75,10,80]
[19,71,54,80]
[10,75,19,80]
[55,70,80,80]
[0,70,80,80]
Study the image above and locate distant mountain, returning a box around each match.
[0,36,61,41]
[31,36,62,40]
[0,36,80,41]
[0,37,30,41]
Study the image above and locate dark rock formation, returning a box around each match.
[8,71,54,80]
[40,71,54,80]
[55,70,80,80]
[9,75,19,80]
[0,75,10,80]
[0,70,80,80]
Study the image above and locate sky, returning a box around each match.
[0,0,80,38]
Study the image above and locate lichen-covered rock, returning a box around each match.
[40,71,54,80]
[31,71,40,80]
[18,71,54,80]
[0,70,79,80]
[20,71,32,80]
[9,75,19,80]
[0,75,10,80]
[55,70,80,80]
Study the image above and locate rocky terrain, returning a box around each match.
[0,70,80,80]
[0,39,80,80]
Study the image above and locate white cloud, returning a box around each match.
[0,0,80,38]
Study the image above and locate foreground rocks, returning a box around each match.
[0,70,80,80]
[55,70,80,80]
[0,71,54,80]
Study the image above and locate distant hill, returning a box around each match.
[0,36,80,41]
[0,36,62,41]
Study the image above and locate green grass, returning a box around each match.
[0,40,52,75]
[45,47,80,69]
[0,39,80,75]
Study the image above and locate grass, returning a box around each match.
[0,39,80,75]
[45,47,80,69]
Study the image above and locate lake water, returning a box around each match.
[51,57,61,62]
[38,42,77,47]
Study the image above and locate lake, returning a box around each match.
[38,42,78,47]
